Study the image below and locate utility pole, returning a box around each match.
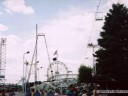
[23,51,30,95]
[35,24,38,82]
[27,24,39,83]
[88,43,98,76]
[0,38,7,90]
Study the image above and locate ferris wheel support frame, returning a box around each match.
[47,60,69,81]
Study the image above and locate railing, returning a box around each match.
[47,74,77,81]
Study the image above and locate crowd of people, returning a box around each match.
[0,84,97,96]
[23,84,97,96]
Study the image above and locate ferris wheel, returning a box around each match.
[47,60,69,81]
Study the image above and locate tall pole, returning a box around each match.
[34,24,38,87]
[57,61,59,82]
[92,46,96,76]
[37,67,42,81]
[37,68,39,81]
[88,43,97,76]
[56,50,59,83]
[23,53,25,95]
[23,51,30,96]
[25,60,29,95]
[0,38,6,90]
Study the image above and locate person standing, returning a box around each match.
[47,89,54,96]
[43,90,47,96]
[82,90,87,96]
[31,88,35,96]
[54,88,60,95]
[25,90,31,96]
[35,90,41,96]
[40,89,44,96]
[65,84,76,96]
[1,90,6,96]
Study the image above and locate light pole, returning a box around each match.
[25,61,29,95]
[34,61,39,88]
[88,43,98,76]
[37,67,42,81]
[23,51,30,96]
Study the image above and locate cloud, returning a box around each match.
[3,0,35,14]
[0,24,8,32]
[106,0,128,8]
[37,8,103,75]
[5,7,104,83]
[5,0,128,84]
[6,35,35,83]
[0,12,3,15]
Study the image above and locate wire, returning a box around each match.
[97,0,101,12]
[88,0,102,44]
[85,0,102,59]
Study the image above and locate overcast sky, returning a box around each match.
[0,0,128,83]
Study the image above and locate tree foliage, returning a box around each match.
[77,65,92,83]
[95,3,128,89]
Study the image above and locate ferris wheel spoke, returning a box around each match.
[47,61,69,81]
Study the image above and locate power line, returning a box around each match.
[85,0,102,61]
[88,0,102,43]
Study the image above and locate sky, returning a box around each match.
[0,0,128,84]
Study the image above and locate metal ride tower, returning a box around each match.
[27,24,52,83]
[27,25,39,83]
[0,38,7,86]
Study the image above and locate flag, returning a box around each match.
[53,50,58,61]
[53,57,57,61]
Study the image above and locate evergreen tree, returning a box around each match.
[95,3,128,88]
[77,65,92,83]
